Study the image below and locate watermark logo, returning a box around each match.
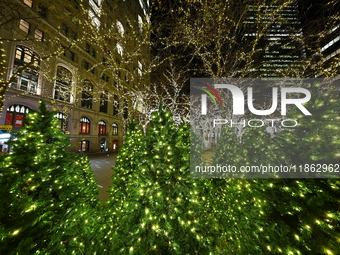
[200,84,311,116]
[195,82,223,107]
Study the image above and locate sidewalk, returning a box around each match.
[87,152,118,201]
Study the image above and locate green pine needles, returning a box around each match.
[0,97,339,255]
[0,100,100,254]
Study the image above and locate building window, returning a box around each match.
[61,23,77,40]
[61,23,68,36]
[79,117,90,134]
[113,95,119,116]
[116,20,124,36]
[34,29,44,41]
[55,112,68,131]
[84,61,95,73]
[138,15,143,33]
[38,4,47,18]
[24,0,33,8]
[98,120,106,135]
[70,31,77,40]
[99,91,108,113]
[123,100,128,119]
[117,43,123,56]
[54,66,72,102]
[11,46,40,94]
[85,43,91,53]
[101,73,109,82]
[112,140,118,150]
[81,80,93,109]
[138,60,143,76]
[86,43,96,58]
[84,61,90,70]
[112,122,118,135]
[65,50,75,62]
[79,140,90,151]
[89,0,101,29]
[14,46,39,65]
[5,105,30,129]
[19,20,30,33]
[91,48,96,58]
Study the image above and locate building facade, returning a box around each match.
[243,2,304,78]
[0,0,150,153]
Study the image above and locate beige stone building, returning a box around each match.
[0,0,150,153]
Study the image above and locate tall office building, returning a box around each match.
[243,2,304,78]
[0,0,150,153]
[299,0,340,78]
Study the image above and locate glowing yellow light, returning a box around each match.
[12,229,20,235]
[325,249,333,255]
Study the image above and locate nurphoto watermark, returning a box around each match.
[190,78,340,178]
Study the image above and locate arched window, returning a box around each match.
[11,45,40,94]
[54,66,72,102]
[112,122,118,135]
[81,80,93,109]
[5,105,31,129]
[98,120,106,135]
[79,140,90,151]
[79,117,90,134]
[55,112,68,131]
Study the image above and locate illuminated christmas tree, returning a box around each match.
[0,100,100,254]
[105,104,212,254]
[285,83,340,169]
[208,85,340,254]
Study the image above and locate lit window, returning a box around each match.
[19,20,30,33]
[34,29,44,41]
[138,15,143,34]
[55,112,68,131]
[5,105,30,129]
[112,122,118,135]
[116,20,124,36]
[98,120,106,135]
[112,140,118,150]
[24,0,33,8]
[79,140,90,151]
[12,46,40,94]
[117,43,123,56]
[138,61,143,76]
[81,80,93,109]
[79,117,90,134]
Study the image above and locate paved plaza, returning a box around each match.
[88,152,118,201]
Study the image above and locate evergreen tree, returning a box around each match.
[208,82,340,254]
[0,100,100,254]
[285,83,340,176]
[106,105,212,254]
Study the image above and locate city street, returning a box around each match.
[87,152,118,201]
